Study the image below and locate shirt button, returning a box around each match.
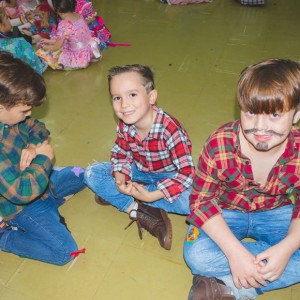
[249,181,254,186]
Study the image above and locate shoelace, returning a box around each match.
[124,208,160,240]
[124,209,143,239]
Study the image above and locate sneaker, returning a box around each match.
[127,202,172,250]
[94,194,110,206]
[188,276,236,300]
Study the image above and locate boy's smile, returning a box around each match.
[110,72,157,131]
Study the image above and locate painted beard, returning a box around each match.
[256,142,269,150]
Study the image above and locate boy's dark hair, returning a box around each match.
[108,64,155,94]
[52,0,76,14]
[237,58,300,114]
[0,52,46,108]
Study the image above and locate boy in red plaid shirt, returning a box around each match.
[84,64,195,250]
[184,59,300,299]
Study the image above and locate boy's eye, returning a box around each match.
[271,113,280,119]
[112,96,121,101]
[245,111,254,116]
[129,93,137,97]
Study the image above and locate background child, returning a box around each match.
[84,64,195,251]
[184,59,300,299]
[0,7,47,74]
[36,0,100,70]
[21,0,56,43]
[75,0,110,50]
[0,52,85,265]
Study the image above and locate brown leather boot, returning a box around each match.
[188,276,236,300]
[128,203,172,250]
[94,194,110,206]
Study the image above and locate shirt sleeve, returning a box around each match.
[0,119,52,205]
[26,117,50,145]
[111,123,133,181]
[157,127,195,203]
[186,143,222,228]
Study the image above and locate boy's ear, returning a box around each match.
[293,109,300,124]
[149,89,158,105]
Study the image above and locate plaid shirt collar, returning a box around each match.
[124,105,162,140]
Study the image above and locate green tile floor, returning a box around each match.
[1,0,300,299]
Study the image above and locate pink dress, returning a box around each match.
[37,16,100,70]
[56,17,99,68]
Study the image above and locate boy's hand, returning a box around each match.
[228,248,267,289]
[20,144,37,171]
[115,172,133,195]
[116,180,133,195]
[131,182,164,202]
[35,141,54,160]
[255,244,291,282]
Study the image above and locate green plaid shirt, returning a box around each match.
[0,117,53,219]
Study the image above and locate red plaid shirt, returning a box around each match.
[111,106,194,202]
[187,120,300,228]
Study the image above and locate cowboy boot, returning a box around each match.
[128,203,172,250]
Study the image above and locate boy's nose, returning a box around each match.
[254,115,268,130]
[121,98,129,108]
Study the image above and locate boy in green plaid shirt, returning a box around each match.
[0,52,85,265]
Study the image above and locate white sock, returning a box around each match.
[129,202,138,218]
[217,275,258,300]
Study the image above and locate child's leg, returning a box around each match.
[0,196,77,265]
[249,205,300,293]
[145,187,190,215]
[129,163,190,215]
[184,210,260,299]
[49,166,86,207]
[84,162,173,250]
[84,162,135,212]
[184,206,300,299]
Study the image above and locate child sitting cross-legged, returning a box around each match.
[36,0,100,70]
[84,64,195,250]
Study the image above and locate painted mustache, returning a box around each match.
[244,128,284,137]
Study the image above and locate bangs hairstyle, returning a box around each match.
[0,52,46,109]
[237,59,300,114]
[108,64,155,94]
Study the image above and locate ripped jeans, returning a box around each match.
[0,166,85,265]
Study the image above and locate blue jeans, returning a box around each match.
[84,162,190,215]
[183,205,300,297]
[0,166,85,266]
